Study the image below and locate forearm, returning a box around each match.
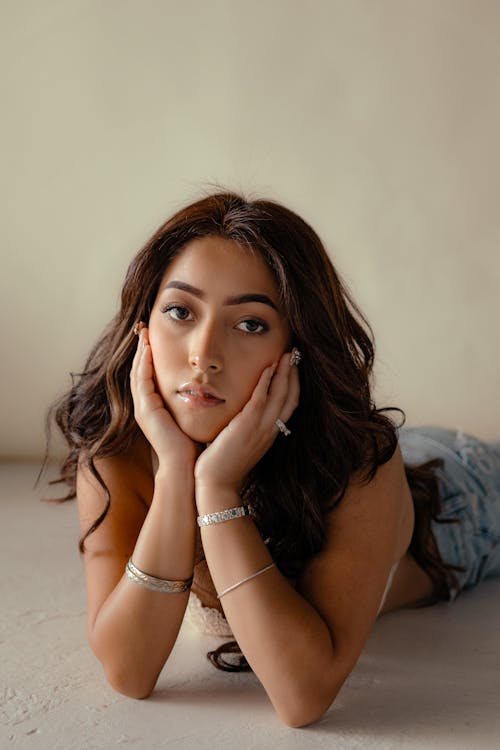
[197,486,344,727]
[90,471,196,698]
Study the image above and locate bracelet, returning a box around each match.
[217,562,276,599]
[125,558,193,593]
[197,504,251,527]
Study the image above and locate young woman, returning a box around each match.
[49,190,500,727]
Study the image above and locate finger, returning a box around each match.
[141,326,150,346]
[136,333,156,398]
[267,351,294,400]
[131,329,153,408]
[265,353,300,434]
[243,362,277,414]
[262,351,295,426]
[133,324,148,356]
[130,330,145,391]
[276,363,300,424]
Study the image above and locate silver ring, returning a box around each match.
[275,418,291,437]
[289,348,302,366]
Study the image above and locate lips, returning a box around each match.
[178,383,224,400]
[177,383,225,407]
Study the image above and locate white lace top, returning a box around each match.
[185,592,233,636]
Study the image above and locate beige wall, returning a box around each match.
[1,0,499,459]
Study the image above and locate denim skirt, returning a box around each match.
[398,425,500,600]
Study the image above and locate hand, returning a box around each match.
[194,350,300,494]
[130,326,201,472]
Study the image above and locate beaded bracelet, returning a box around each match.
[126,558,193,593]
[197,504,251,527]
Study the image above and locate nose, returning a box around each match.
[189,353,222,373]
[189,323,223,374]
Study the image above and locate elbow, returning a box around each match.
[277,697,335,729]
[88,632,161,700]
[104,666,157,700]
[275,670,347,728]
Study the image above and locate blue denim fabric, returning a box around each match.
[398,426,500,600]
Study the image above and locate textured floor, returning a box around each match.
[1,462,499,750]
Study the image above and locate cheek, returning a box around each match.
[148,335,177,385]
[149,321,176,362]
[230,360,266,405]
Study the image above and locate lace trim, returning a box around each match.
[185,592,234,637]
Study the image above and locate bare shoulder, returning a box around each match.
[77,432,154,523]
[76,432,154,629]
[297,443,413,673]
[304,442,412,565]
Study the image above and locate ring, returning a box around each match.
[289,348,301,366]
[275,418,291,437]
[133,321,145,336]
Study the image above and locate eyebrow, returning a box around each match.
[162,280,279,312]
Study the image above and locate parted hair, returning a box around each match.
[47,190,464,671]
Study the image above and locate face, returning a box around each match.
[148,236,292,443]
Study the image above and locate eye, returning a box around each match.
[161,304,193,321]
[236,319,268,334]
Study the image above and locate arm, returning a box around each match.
[79,326,200,698]
[78,461,196,699]
[195,353,408,727]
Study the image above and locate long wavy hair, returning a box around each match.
[46,190,464,671]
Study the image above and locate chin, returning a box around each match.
[175,415,230,445]
[186,427,220,444]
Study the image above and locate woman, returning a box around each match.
[49,190,500,727]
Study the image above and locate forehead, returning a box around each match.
[159,236,278,296]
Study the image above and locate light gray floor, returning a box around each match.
[1,462,499,750]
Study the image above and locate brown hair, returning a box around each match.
[46,189,464,671]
